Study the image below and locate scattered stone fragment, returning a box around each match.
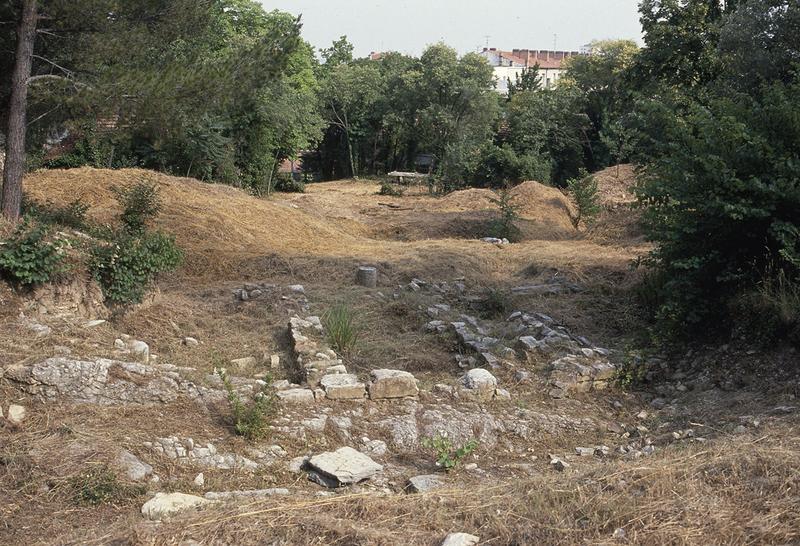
[114,338,126,350]
[270,354,280,369]
[203,489,289,500]
[83,319,106,328]
[147,436,258,470]
[360,438,388,457]
[613,528,627,541]
[550,456,569,471]
[407,474,444,493]
[116,450,153,481]
[594,445,611,457]
[514,370,532,382]
[129,340,150,363]
[194,473,205,487]
[183,337,199,347]
[141,492,210,521]
[606,421,625,434]
[7,404,26,424]
[307,446,383,487]
[575,447,594,457]
[288,284,305,294]
[320,374,366,400]
[441,533,480,546]
[230,356,257,371]
[495,388,511,400]
[460,368,498,401]
[368,369,419,399]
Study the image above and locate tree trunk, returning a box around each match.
[2,0,37,222]
[345,131,356,178]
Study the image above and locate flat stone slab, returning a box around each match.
[276,388,316,404]
[141,492,210,521]
[407,474,445,493]
[203,488,290,500]
[369,369,419,399]
[441,533,480,546]
[307,446,383,486]
[320,374,366,400]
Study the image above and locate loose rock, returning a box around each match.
[407,474,444,493]
[141,492,210,521]
[7,404,26,424]
[307,446,383,487]
[368,369,419,399]
[116,450,153,481]
[441,533,480,546]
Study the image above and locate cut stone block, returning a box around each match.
[320,374,366,400]
[275,388,316,404]
[369,369,419,399]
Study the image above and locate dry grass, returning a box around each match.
[24,169,642,286]
[53,428,796,546]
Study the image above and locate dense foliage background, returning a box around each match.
[2,0,799,341]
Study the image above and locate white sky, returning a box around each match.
[259,0,643,57]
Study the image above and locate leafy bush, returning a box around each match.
[421,435,478,472]
[634,82,800,335]
[567,172,600,229]
[323,304,360,355]
[112,181,161,234]
[24,199,89,230]
[216,367,276,441]
[378,181,404,197]
[0,219,66,286]
[273,174,305,193]
[474,144,551,187]
[487,188,522,242]
[90,231,182,305]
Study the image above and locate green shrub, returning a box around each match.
[0,219,66,286]
[487,188,522,242]
[474,144,551,187]
[216,367,276,441]
[112,181,161,234]
[273,174,305,193]
[90,231,182,305]
[323,304,360,355]
[567,172,600,229]
[378,181,404,197]
[421,435,478,472]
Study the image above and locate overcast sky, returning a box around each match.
[259,0,643,58]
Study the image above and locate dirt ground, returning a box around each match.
[1,167,798,545]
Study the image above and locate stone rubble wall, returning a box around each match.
[286,315,420,402]
[3,357,224,406]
